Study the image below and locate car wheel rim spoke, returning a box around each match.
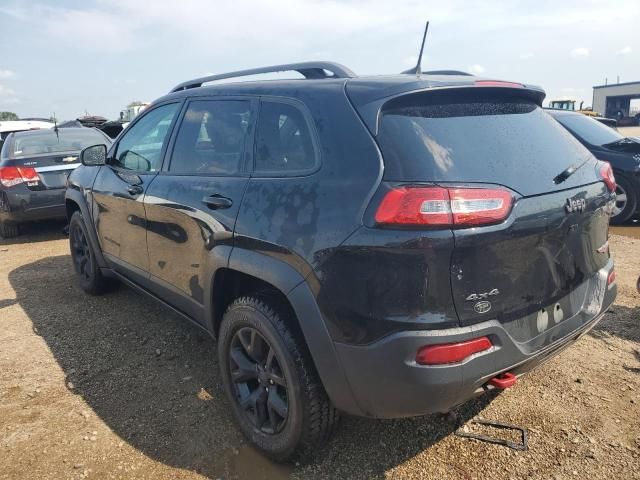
[229,326,289,434]
[614,185,627,216]
[230,347,258,383]
[267,388,288,418]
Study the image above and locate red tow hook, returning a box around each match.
[489,372,517,390]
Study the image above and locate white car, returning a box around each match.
[0,119,54,149]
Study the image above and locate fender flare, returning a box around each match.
[227,248,364,416]
[65,189,108,269]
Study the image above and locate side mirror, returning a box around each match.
[80,144,107,166]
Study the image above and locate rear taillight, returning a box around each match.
[416,337,493,365]
[599,162,616,192]
[0,166,40,187]
[375,186,513,228]
[607,270,616,287]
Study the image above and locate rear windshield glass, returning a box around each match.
[377,92,592,190]
[554,114,623,146]
[12,129,106,157]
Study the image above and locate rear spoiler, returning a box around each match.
[348,80,546,136]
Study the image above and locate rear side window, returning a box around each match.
[376,90,592,193]
[170,100,251,175]
[254,101,317,175]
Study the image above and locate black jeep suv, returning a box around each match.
[66,62,617,461]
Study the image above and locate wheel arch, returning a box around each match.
[65,190,108,269]
[210,248,363,416]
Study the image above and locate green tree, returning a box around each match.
[0,111,18,121]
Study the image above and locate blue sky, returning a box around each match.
[0,0,638,120]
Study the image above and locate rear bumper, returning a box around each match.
[0,186,66,223]
[333,260,616,418]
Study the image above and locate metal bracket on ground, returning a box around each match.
[454,419,529,451]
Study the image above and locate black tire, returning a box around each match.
[69,211,113,295]
[218,296,339,462]
[0,221,19,239]
[610,174,637,225]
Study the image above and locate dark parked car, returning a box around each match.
[547,109,640,224]
[66,62,617,461]
[0,127,112,237]
[594,116,618,129]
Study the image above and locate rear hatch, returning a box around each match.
[369,87,613,336]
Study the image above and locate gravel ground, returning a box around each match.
[1,221,639,480]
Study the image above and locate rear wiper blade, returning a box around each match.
[553,156,592,185]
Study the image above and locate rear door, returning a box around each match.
[92,102,181,281]
[143,98,255,325]
[375,89,613,332]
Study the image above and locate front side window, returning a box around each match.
[113,103,179,171]
[169,100,251,175]
[254,101,317,174]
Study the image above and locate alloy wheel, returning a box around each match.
[70,224,92,281]
[613,183,628,217]
[229,327,289,434]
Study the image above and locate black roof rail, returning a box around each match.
[170,61,356,93]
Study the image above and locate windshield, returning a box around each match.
[12,129,107,157]
[555,114,623,146]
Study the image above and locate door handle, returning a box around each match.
[202,195,233,209]
[127,185,144,195]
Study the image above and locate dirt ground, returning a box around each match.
[1,221,639,480]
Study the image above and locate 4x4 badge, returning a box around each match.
[466,289,499,301]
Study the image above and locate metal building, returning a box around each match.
[592,81,640,122]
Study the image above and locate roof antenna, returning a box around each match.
[402,21,429,76]
[53,112,59,141]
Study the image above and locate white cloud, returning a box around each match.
[4,0,640,119]
[617,46,632,55]
[570,47,590,58]
[7,0,417,53]
[0,85,16,96]
[42,8,137,52]
[0,69,16,79]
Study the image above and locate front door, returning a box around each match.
[144,98,255,324]
[91,102,181,281]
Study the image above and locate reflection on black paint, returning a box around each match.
[145,219,188,244]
